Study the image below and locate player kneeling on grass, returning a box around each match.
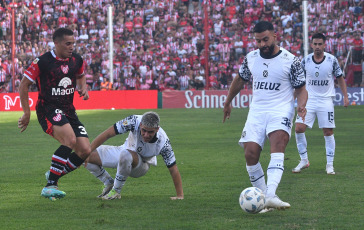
[84,111,184,200]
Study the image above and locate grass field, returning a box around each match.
[1,107,363,229]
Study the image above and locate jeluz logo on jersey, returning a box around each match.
[52,77,74,95]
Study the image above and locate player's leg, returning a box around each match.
[243,142,266,193]
[293,122,310,173]
[85,145,120,197]
[323,128,335,174]
[265,130,291,210]
[317,101,336,174]
[103,149,139,200]
[293,110,315,173]
[239,112,267,193]
[61,119,91,175]
[41,123,76,199]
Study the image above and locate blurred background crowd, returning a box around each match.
[0,0,363,93]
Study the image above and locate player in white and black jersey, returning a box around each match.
[223,21,308,212]
[292,33,349,175]
[84,111,184,200]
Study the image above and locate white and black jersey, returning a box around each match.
[113,115,176,168]
[302,52,342,98]
[239,47,305,112]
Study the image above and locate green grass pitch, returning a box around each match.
[1,107,363,229]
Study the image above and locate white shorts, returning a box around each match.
[295,97,335,129]
[239,110,294,149]
[96,145,156,178]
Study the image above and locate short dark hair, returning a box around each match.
[53,28,74,42]
[253,21,274,33]
[312,33,326,42]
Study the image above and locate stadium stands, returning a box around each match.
[0,0,363,93]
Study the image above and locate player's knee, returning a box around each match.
[119,150,133,166]
[295,123,306,133]
[244,151,259,165]
[323,129,334,136]
[63,136,77,149]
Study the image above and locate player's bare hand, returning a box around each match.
[297,107,307,122]
[170,196,184,200]
[78,88,89,100]
[18,113,30,132]
[223,104,231,123]
[343,97,349,107]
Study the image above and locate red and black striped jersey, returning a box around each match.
[24,50,84,118]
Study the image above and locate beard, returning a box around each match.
[259,43,275,58]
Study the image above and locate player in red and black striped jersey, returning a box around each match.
[18,28,91,200]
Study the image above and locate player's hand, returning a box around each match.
[297,107,307,122]
[343,97,349,107]
[78,88,89,100]
[223,103,231,123]
[170,196,184,200]
[18,113,30,132]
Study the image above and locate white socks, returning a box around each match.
[266,153,285,198]
[113,150,133,193]
[324,135,335,165]
[246,162,266,193]
[295,132,308,161]
[246,153,284,198]
[85,163,114,185]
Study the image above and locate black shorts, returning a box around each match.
[38,108,89,138]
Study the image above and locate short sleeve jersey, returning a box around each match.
[239,47,305,112]
[302,52,342,98]
[113,115,177,168]
[23,50,84,118]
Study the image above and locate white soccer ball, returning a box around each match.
[239,187,265,214]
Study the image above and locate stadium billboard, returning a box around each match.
[162,88,364,109]
[162,90,252,109]
[0,90,158,111]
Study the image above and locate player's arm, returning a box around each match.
[90,125,117,152]
[168,164,184,200]
[76,73,89,100]
[295,85,308,121]
[223,76,245,122]
[337,76,349,107]
[18,77,34,132]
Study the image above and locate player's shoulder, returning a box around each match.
[324,52,338,62]
[246,49,260,59]
[279,47,296,61]
[72,52,83,60]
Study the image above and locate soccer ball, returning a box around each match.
[239,187,265,214]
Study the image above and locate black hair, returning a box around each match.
[312,33,326,42]
[52,28,74,42]
[253,21,274,33]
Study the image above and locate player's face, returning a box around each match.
[254,30,277,57]
[55,35,75,59]
[311,38,325,56]
[140,124,159,143]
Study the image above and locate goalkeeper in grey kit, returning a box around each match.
[85,111,184,200]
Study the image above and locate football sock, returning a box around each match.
[47,145,72,187]
[113,150,133,193]
[266,152,284,198]
[295,132,308,161]
[246,162,267,193]
[63,152,85,175]
[324,135,335,165]
[85,163,114,185]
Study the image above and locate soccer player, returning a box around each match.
[223,21,307,211]
[84,111,184,200]
[292,33,349,175]
[18,28,91,200]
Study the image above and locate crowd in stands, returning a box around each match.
[0,0,363,93]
